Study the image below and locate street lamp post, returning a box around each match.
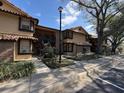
[58,6,63,63]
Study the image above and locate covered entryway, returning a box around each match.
[33,25,58,56]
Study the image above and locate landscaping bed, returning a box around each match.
[0,62,35,82]
[42,58,74,69]
[40,44,75,69]
[64,54,101,61]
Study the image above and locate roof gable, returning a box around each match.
[0,0,29,16]
[70,26,89,35]
[0,0,38,24]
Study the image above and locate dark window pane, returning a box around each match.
[19,40,32,54]
[63,31,73,39]
[19,17,34,32]
[63,43,73,52]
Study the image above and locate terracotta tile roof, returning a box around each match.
[4,0,29,15]
[0,33,37,41]
[0,8,38,22]
[36,25,59,32]
[82,42,92,46]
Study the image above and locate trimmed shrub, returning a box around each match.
[42,58,74,69]
[42,43,56,58]
[64,53,100,61]
[0,62,35,81]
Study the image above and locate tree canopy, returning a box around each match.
[106,14,124,54]
[71,0,124,54]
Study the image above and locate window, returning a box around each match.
[0,1,3,6]
[63,43,73,52]
[82,47,87,53]
[63,31,73,39]
[85,35,89,41]
[18,39,32,54]
[79,28,81,31]
[19,17,34,31]
[82,46,90,53]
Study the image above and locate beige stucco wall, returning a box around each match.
[0,12,33,61]
[0,0,34,61]
[0,11,33,61]
[0,41,14,62]
[0,12,33,36]
[14,42,32,61]
[64,32,86,45]
[63,31,90,55]
[65,45,91,56]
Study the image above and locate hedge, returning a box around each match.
[0,62,35,81]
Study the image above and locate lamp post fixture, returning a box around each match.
[58,6,63,63]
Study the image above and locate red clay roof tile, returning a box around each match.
[0,33,37,41]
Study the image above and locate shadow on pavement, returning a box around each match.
[77,62,124,93]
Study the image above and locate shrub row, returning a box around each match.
[64,54,100,61]
[0,62,35,81]
[42,58,74,69]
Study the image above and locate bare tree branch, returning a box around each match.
[107,38,113,43]
[86,8,97,18]
[105,7,124,24]
[92,0,101,8]
[72,0,96,9]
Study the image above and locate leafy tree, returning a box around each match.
[70,0,124,54]
[105,14,124,54]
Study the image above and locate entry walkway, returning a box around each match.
[0,56,122,93]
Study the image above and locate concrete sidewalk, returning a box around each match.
[0,56,122,93]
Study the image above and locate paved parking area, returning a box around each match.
[0,55,123,93]
[77,59,124,93]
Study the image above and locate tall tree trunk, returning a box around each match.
[96,21,103,54]
[111,47,116,55]
[97,32,103,54]
[111,44,117,55]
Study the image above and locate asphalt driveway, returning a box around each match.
[77,61,124,93]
